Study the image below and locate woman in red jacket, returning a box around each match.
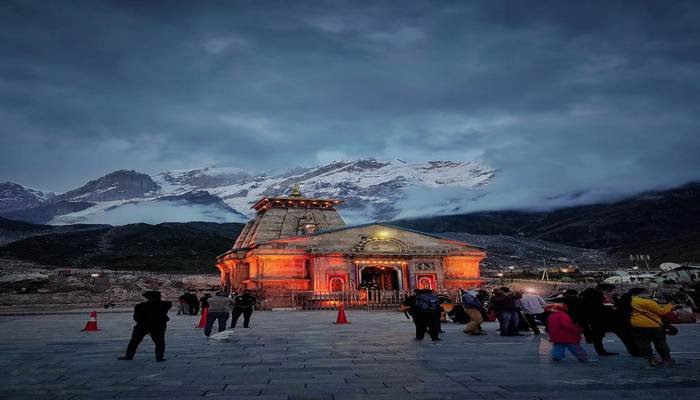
[546,303,588,362]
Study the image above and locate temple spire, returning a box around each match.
[290,183,302,197]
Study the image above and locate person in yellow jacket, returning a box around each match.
[629,288,674,367]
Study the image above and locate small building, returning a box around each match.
[216,186,485,306]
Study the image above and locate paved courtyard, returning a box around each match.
[0,310,699,400]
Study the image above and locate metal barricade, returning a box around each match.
[291,289,462,311]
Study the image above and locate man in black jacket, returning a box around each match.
[230,289,256,328]
[118,291,172,361]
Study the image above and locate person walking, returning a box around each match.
[200,293,211,311]
[204,291,232,337]
[177,293,190,315]
[581,284,618,355]
[118,291,172,361]
[518,291,546,335]
[184,292,198,315]
[547,303,588,362]
[402,289,425,340]
[489,288,521,336]
[415,289,442,341]
[231,289,257,328]
[462,290,486,335]
[629,287,674,367]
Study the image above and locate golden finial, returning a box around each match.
[290,183,302,197]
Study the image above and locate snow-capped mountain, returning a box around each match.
[53,170,161,203]
[0,159,495,225]
[0,182,55,214]
[153,159,494,221]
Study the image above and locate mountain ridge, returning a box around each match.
[0,158,495,225]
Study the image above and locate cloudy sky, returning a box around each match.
[1,1,699,207]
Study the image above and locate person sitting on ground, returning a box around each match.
[119,291,172,361]
[204,291,232,337]
[462,290,486,335]
[629,287,674,367]
[547,303,588,363]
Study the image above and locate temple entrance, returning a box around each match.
[360,266,400,290]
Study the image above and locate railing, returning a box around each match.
[291,289,462,311]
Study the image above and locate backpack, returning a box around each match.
[416,293,440,312]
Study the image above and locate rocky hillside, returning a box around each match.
[0,221,245,272]
[0,159,495,224]
[395,182,700,263]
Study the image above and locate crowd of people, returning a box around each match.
[117,283,693,367]
[404,284,693,367]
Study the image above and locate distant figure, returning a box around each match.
[118,291,172,361]
[200,293,211,310]
[177,293,190,315]
[205,291,232,337]
[629,287,674,367]
[461,290,485,335]
[186,292,199,315]
[547,303,588,363]
[518,291,546,335]
[231,289,257,328]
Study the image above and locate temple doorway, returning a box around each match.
[360,266,400,290]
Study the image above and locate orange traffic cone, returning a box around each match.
[196,307,208,328]
[334,303,350,324]
[82,311,100,331]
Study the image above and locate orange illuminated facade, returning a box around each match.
[216,187,485,306]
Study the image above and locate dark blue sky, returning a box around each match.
[1,1,699,205]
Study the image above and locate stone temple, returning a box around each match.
[216,186,485,306]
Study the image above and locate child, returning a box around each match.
[546,303,588,362]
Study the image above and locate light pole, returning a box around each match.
[497,272,504,286]
[508,266,515,283]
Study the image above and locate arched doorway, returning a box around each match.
[360,266,400,290]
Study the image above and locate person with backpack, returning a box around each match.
[413,289,442,341]
[231,289,257,328]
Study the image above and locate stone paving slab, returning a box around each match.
[0,310,699,399]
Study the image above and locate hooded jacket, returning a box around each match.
[547,305,583,344]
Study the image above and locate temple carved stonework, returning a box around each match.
[216,186,485,306]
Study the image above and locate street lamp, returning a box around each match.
[497,272,504,286]
[508,266,515,282]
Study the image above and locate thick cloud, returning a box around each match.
[1,1,699,210]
